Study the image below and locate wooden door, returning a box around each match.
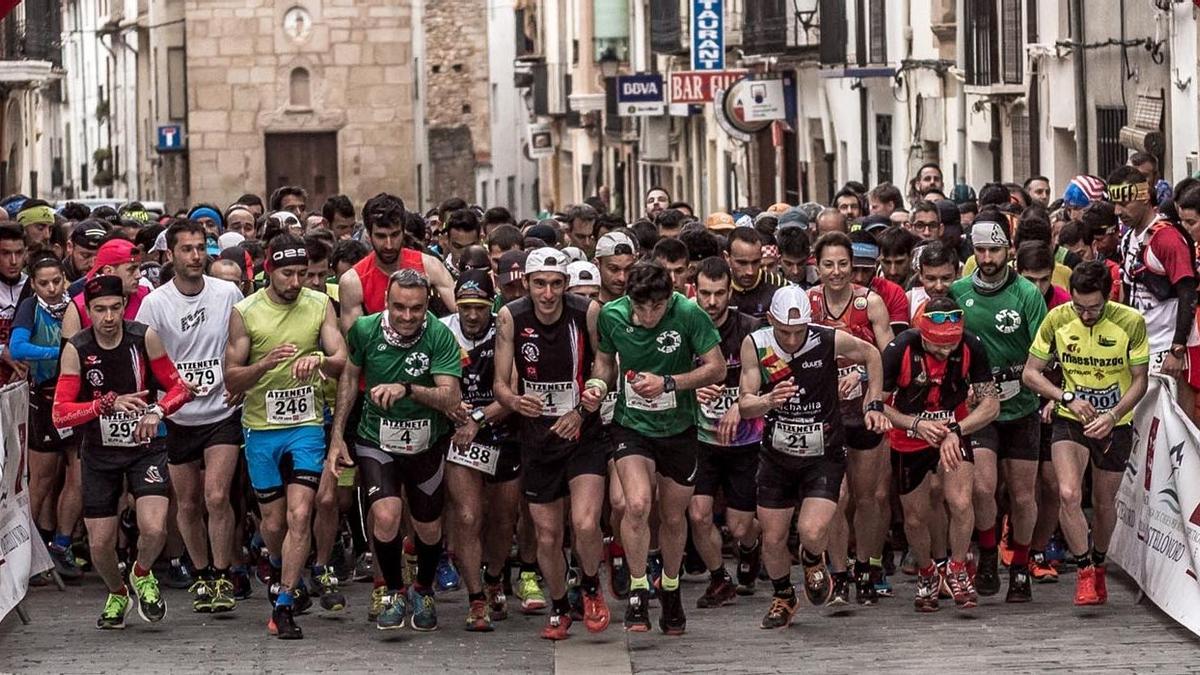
[264,132,339,212]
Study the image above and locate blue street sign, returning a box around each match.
[616,73,666,116]
[691,0,724,71]
[157,124,185,152]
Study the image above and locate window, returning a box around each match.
[868,0,887,64]
[507,176,516,209]
[1096,106,1128,180]
[649,0,682,54]
[1001,0,1022,84]
[167,47,187,120]
[876,114,892,184]
[964,0,998,85]
[743,0,787,55]
[818,0,848,66]
[289,67,311,108]
[1011,113,1031,181]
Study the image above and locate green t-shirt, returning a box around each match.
[949,271,1047,420]
[347,311,463,453]
[598,292,721,437]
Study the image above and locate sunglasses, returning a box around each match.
[923,310,963,324]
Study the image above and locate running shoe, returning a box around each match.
[465,598,493,632]
[190,578,214,613]
[998,517,1013,567]
[803,558,833,606]
[760,594,799,629]
[914,572,939,613]
[974,548,1000,597]
[826,572,850,608]
[485,580,509,621]
[936,562,953,599]
[409,586,438,631]
[516,570,546,613]
[48,542,83,582]
[209,575,236,613]
[368,585,388,622]
[541,613,572,640]
[854,568,878,606]
[1074,566,1101,606]
[271,603,303,639]
[899,549,918,576]
[1094,565,1108,604]
[871,565,893,598]
[376,590,406,629]
[312,565,346,612]
[658,587,686,636]
[129,569,166,623]
[352,551,374,583]
[947,564,977,609]
[96,592,131,630]
[1030,553,1059,584]
[583,590,610,633]
[164,559,194,590]
[623,588,651,632]
[736,540,762,596]
[608,542,630,599]
[1005,564,1032,603]
[230,566,253,599]
[436,553,461,593]
[696,573,737,608]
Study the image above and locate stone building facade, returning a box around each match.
[184,0,421,208]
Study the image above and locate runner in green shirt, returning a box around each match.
[947,210,1047,604]
[327,268,464,633]
[592,261,724,635]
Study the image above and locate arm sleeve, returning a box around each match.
[1129,314,1150,366]
[150,354,194,416]
[9,326,58,361]
[52,373,98,428]
[1173,276,1197,346]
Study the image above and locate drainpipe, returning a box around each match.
[956,0,966,183]
[1070,0,1088,172]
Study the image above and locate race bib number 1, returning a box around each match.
[177,359,221,396]
[100,411,142,447]
[380,419,431,455]
[447,442,500,475]
[771,421,824,458]
[266,386,317,425]
[523,381,579,418]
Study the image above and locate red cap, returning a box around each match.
[87,239,142,279]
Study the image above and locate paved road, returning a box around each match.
[2,562,1196,674]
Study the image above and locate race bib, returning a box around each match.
[838,365,865,400]
[771,421,825,458]
[1147,350,1186,376]
[906,409,954,438]
[447,442,500,475]
[701,386,739,420]
[996,379,1021,402]
[266,386,317,425]
[1074,384,1121,412]
[600,391,618,425]
[523,381,579,418]
[100,411,142,448]
[624,378,677,412]
[380,419,431,455]
[176,359,221,397]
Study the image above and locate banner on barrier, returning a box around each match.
[0,382,51,621]
[1110,376,1200,638]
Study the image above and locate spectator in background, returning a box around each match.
[565,204,599,256]
[321,194,356,240]
[868,183,903,217]
[1024,176,1052,206]
[234,192,265,218]
[644,186,670,221]
[269,185,307,217]
[916,163,944,197]
[835,187,864,220]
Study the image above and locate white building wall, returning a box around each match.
[62,0,111,198]
[485,0,537,215]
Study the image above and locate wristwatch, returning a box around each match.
[402,382,413,399]
[947,421,963,438]
[470,408,487,426]
[142,404,164,420]
[1170,344,1187,359]
[662,374,677,393]
[1060,391,1075,404]
[865,400,884,414]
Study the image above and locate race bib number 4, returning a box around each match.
[447,442,500,475]
[380,419,431,455]
[701,386,739,420]
[624,378,677,412]
[771,421,824,458]
[177,359,221,396]
[524,381,579,418]
[266,386,317,425]
[1074,384,1121,412]
[100,411,142,447]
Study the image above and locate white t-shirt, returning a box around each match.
[906,287,930,320]
[135,276,243,426]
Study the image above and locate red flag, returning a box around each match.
[0,1,21,21]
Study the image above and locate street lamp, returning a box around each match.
[598,47,621,79]
[793,0,819,34]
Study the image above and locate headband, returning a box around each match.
[914,310,964,346]
[266,245,309,270]
[16,205,55,226]
[971,220,1009,248]
[1106,181,1149,204]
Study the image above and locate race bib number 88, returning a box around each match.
[266,386,317,425]
[447,442,500,475]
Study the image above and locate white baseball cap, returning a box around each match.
[594,231,638,258]
[218,231,246,251]
[561,246,588,263]
[769,285,813,326]
[567,260,601,289]
[525,247,569,276]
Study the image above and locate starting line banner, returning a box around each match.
[0,382,52,621]
[1110,376,1200,638]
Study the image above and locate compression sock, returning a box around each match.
[415,537,442,590]
[372,532,407,591]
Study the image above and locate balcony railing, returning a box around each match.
[0,0,63,68]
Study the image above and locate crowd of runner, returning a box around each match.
[7,150,1194,640]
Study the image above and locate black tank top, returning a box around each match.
[753,323,843,464]
[448,316,512,445]
[508,293,596,438]
[71,321,161,449]
[714,310,762,388]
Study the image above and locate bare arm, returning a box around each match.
[318,300,348,378]
[410,373,462,417]
[337,268,364,335]
[60,301,81,340]
[1020,353,1061,402]
[677,345,725,391]
[835,330,884,405]
[1111,364,1149,422]
[330,359,362,441]
[492,307,522,411]
[867,294,894,351]
[737,335,772,419]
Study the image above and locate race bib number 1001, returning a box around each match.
[266,386,317,425]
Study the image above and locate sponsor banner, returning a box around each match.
[0,382,52,622]
[1110,376,1200,638]
[616,74,665,116]
[669,70,748,105]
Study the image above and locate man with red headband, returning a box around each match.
[61,238,151,340]
[881,296,999,612]
[52,274,194,630]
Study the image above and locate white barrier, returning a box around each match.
[0,382,53,622]
[1110,376,1200,638]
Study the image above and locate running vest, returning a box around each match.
[885,329,978,452]
[751,323,843,465]
[236,287,330,431]
[71,321,163,450]
[1120,216,1200,352]
[509,293,594,432]
[696,310,763,447]
[353,250,426,315]
[809,284,874,423]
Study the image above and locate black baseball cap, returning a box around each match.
[70,220,109,249]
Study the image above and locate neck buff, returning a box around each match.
[381,310,426,349]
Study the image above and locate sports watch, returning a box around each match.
[470,408,487,426]
[1060,391,1075,405]
[662,374,677,393]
